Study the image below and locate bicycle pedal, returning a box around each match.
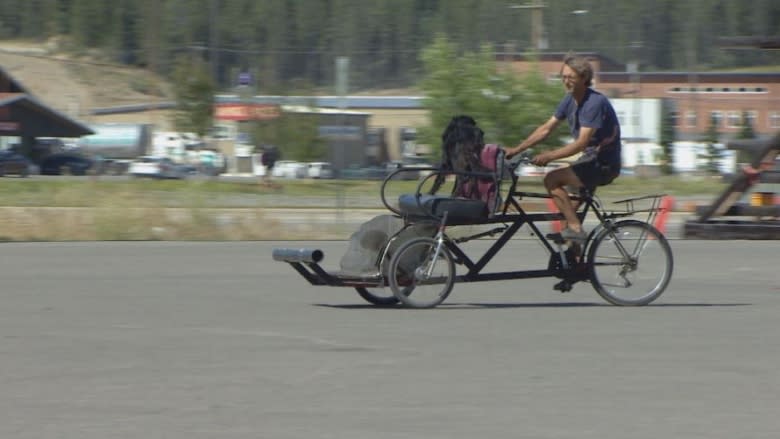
[553,280,573,293]
[546,232,565,245]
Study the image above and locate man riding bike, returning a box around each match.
[504,54,622,242]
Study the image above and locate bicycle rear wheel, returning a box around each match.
[388,237,455,308]
[355,287,398,306]
[586,220,673,306]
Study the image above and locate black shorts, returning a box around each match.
[571,157,620,190]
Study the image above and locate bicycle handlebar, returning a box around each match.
[504,150,535,171]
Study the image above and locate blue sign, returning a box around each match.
[238,72,252,86]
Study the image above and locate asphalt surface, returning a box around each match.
[1,240,778,439]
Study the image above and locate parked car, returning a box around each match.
[0,151,33,177]
[40,153,93,175]
[271,160,307,179]
[306,162,334,179]
[341,164,388,180]
[128,156,188,179]
[385,160,434,180]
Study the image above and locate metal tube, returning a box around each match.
[272,248,324,263]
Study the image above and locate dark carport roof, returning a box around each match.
[0,92,94,137]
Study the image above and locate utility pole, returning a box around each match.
[509,1,547,51]
[209,0,219,85]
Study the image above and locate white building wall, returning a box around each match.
[611,98,662,143]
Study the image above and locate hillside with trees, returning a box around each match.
[1,0,778,93]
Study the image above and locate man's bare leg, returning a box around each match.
[544,167,584,232]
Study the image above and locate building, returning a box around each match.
[498,52,780,141]
[226,95,428,162]
[0,66,93,158]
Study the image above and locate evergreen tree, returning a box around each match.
[658,103,676,175]
[699,113,723,175]
[736,110,757,163]
[170,56,215,137]
[1,0,779,89]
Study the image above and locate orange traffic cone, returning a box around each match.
[546,198,562,233]
[653,195,674,235]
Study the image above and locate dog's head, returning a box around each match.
[440,115,485,172]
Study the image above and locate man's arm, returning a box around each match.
[505,116,560,158]
[532,126,595,166]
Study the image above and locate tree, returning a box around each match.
[418,35,560,161]
[252,111,327,162]
[699,113,723,175]
[735,110,757,164]
[170,56,215,137]
[658,102,676,175]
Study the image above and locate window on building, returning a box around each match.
[726,111,741,128]
[686,111,697,128]
[770,112,780,129]
[669,110,680,127]
[710,111,723,127]
[631,109,641,128]
[616,110,626,127]
[746,111,758,128]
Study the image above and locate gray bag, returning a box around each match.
[339,215,435,276]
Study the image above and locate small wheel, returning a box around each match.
[355,287,398,306]
[586,220,673,306]
[388,237,455,308]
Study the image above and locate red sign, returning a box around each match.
[214,103,280,121]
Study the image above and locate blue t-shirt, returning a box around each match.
[554,88,621,167]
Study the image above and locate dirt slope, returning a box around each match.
[0,41,169,119]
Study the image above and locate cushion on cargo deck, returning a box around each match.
[398,194,489,224]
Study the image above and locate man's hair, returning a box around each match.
[561,53,594,87]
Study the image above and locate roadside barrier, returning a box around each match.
[546,198,562,233]
[653,195,675,235]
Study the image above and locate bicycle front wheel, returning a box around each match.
[388,237,455,308]
[586,220,673,306]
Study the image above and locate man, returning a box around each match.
[504,54,621,242]
[260,145,279,186]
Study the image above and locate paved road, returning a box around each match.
[1,241,778,439]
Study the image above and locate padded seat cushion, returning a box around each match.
[398,194,489,224]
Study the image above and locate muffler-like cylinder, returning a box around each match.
[272,248,324,263]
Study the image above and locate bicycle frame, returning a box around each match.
[430,187,597,285]
[273,158,671,301]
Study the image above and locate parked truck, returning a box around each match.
[76,123,153,175]
[75,124,225,176]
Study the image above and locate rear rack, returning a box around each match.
[610,194,669,225]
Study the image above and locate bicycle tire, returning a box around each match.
[388,237,455,309]
[586,220,673,306]
[355,287,399,306]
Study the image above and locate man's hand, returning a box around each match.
[532,151,555,166]
[503,146,520,159]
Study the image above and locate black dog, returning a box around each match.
[429,115,488,198]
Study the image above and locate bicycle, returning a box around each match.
[273,148,674,308]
